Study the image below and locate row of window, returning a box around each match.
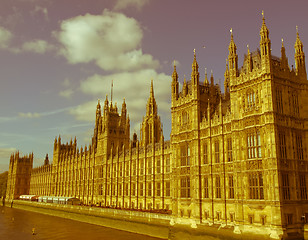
[98,181,171,197]
[180,133,261,166]
[181,173,262,199]
[279,131,304,160]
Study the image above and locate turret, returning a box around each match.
[191,49,199,85]
[182,77,187,96]
[246,44,252,73]
[259,11,271,72]
[228,28,238,78]
[294,26,307,80]
[204,68,209,86]
[172,62,179,101]
[191,49,200,98]
[281,38,289,70]
[44,154,49,165]
[121,98,127,120]
[224,60,230,93]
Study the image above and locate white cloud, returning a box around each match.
[69,101,97,122]
[22,39,54,54]
[55,10,159,71]
[114,0,150,11]
[0,147,17,158]
[59,89,74,99]
[18,112,41,118]
[0,26,13,48]
[0,147,17,173]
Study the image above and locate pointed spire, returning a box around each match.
[204,68,209,85]
[294,26,307,79]
[260,10,271,54]
[281,38,289,70]
[96,99,101,116]
[150,79,154,99]
[191,48,199,85]
[183,76,187,96]
[228,28,238,76]
[210,70,214,86]
[295,26,303,52]
[172,60,178,82]
[246,44,252,73]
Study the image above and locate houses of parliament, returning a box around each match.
[6,15,308,239]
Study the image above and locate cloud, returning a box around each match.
[22,39,55,54]
[0,26,13,48]
[31,5,49,21]
[62,78,71,87]
[18,107,71,119]
[69,101,97,122]
[0,147,17,173]
[55,10,159,71]
[18,112,41,118]
[0,147,17,158]
[59,89,74,99]
[114,0,150,11]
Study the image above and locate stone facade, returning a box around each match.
[6,16,308,239]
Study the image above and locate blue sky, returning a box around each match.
[0,0,307,172]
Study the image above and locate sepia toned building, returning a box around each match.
[6,15,308,239]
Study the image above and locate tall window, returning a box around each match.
[148,182,152,196]
[203,143,208,164]
[98,184,103,195]
[148,159,152,174]
[247,131,261,159]
[227,138,233,162]
[300,175,307,200]
[279,131,287,159]
[247,91,255,107]
[248,172,264,199]
[215,141,220,163]
[156,182,161,197]
[165,156,170,172]
[119,163,122,177]
[204,177,209,198]
[166,181,170,197]
[180,177,190,198]
[296,133,304,160]
[156,159,161,174]
[132,183,136,196]
[132,162,136,176]
[229,175,234,199]
[180,145,190,166]
[182,111,188,125]
[216,176,221,198]
[139,183,143,196]
[276,88,283,114]
[291,92,299,116]
[125,162,129,176]
[125,183,129,196]
[140,160,144,175]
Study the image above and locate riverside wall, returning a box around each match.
[6,200,279,240]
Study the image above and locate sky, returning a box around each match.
[0,0,307,173]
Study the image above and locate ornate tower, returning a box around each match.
[228,29,238,80]
[260,11,271,73]
[140,80,162,147]
[6,152,33,200]
[171,62,179,104]
[97,95,130,158]
[294,27,307,80]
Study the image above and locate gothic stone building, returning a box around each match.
[6,16,308,239]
